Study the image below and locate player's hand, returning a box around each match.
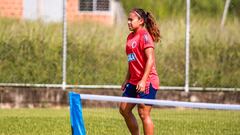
[136,80,146,93]
[121,81,128,91]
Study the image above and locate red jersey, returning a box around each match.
[126,28,159,91]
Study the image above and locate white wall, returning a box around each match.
[23,0,63,22]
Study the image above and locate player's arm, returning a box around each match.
[136,47,154,92]
[121,66,130,90]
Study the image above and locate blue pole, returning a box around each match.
[69,92,86,135]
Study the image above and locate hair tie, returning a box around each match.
[144,12,149,23]
[146,12,149,17]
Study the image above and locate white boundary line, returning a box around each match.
[79,94,240,110]
[0,83,239,91]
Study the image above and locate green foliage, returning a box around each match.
[0,108,239,135]
[0,16,239,87]
[0,19,62,83]
[121,0,185,20]
[121,0,240,19]
[229,0,240,16]
[66,22,128,85]
[190,19,240,87]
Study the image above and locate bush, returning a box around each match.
[121,0,240,19]
[0,15,239,87]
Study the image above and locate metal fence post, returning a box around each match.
[221,0,231,28]
[185,0,190,93]
[62,0,67,90]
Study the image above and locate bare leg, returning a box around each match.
[119,102,139,135]
[138,104,154,135]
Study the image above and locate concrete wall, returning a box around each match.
[1,86,239,108]
[23,0,63,22]
[67,0,114,25]
[0,0,23,19]
[0,0,119,25]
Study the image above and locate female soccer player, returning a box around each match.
[119,8,160,135]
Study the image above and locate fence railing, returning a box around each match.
[0,83,239,92]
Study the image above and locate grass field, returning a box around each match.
[0,108,239,135]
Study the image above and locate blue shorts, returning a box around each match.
[122,83,157,100]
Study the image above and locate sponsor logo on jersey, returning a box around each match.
[128,53,136,62]
[131,41,137,48]
[143,34,149,44]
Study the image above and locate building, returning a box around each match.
[0,0,126,25]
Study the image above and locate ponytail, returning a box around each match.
[145,12,161,42]
[133,8,161,42]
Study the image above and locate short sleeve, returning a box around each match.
[140,33,154,50]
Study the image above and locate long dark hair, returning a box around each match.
[132,8,161,42]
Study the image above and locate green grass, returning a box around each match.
[0,108,239,135]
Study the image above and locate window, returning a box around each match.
[79,0,93,11]
[96,0,109,11]
[79,0,110,11]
